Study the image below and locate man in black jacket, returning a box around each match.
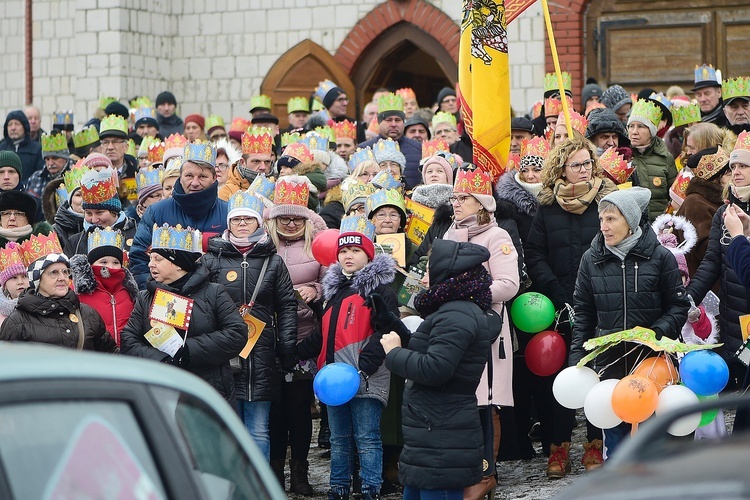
[0,110,44,182]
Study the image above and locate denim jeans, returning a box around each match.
[603,421,631,460]
[403,486,464,500]
[327,397,383,496]
[237,400,272,461]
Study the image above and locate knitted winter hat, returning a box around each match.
[338,231,375,261]
[600,186,651,233]
[0,151,23,177]
[27,253,69,292]
[82,152,113,169]
[0,242,25,287]
[601,85,632,114]
[323,87,346,109]
[585,108,628,141]
[155,91,177,107]
[151,248,200,272]
[437,87,456,105]
[404,115,432,139]
[184,114,205,130]
[581,83,603,107]
[421,155,454,184]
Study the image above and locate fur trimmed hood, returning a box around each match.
[410,183,453,209]
[42,177,65,224]
[495,170,539,217]
[322,253,396,301]
[684,176,724,206]
[70,254,139,300]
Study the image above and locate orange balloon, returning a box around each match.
[611,375,659,424]
[632,355,679,392]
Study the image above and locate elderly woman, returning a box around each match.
[570,187,688,458]
[0,191,52,248]
[366,185,413,263]
[525,136,618,477]
[0,234,117,352]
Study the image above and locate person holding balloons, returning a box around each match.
[525,136,617,477]
[297,220,399,500]
[569,186,689,458]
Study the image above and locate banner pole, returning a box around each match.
[541,0,574,138]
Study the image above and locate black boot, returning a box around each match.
[318,405,331,449]
[327,490,349,500]
[289,458,314,495]
[270,459,285,490]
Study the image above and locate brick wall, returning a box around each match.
[545,0,588,108]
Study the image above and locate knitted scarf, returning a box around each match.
[0,224,32,242]
[414,265,492,318]
[553,177,604,215]
[732,185,750,203]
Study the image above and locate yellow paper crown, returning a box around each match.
[599,147,635,185]
[273,177,310,207]
[41,132,69,153]
[377,93,404,114]
[521,136,551,159]
[100,115,129,136]
[129,96,153,109]
[395,88,417,101]
[242,126,274,155]
[164,133,188,150]
[544,72,572,93]
[432,111,457,129]
[421,139,450,159]
[80,168,119,204]
[20,233,63,266]
[331,120,356,140]
[206,115,225,131]
[73,126,99,148]
[0,242,24,272]
[722,76,750,101]
[454,166,492,196]
[630,99,663,127]
[342,181,376,211]
[250,94,272,111]
[672,103,701,128]
[694,148,730,180]
[287,97,310,114]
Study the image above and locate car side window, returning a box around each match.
[0,401,166,500]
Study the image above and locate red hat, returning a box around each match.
[184,114,205,130]
[338,232,375,261]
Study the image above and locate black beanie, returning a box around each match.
[152,248,200,272]
[277,155,301,170]
[437,87,456,105]
[88,245,124,265]
[156,91,177,107]
[104,102,130,120]
[323,87,346,109]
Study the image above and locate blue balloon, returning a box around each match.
[679,351,729,396]
[313,362,361,406]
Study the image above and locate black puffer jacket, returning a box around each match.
[52,202,85,251]
[0,289,117,352]
[0,111,44,181]
[385,240,498,489]
[687,195,750,357]
[494,170,540,242]
[198,234,298,402]
[64,216,137,257]
[120,271,247,401]
[570,229,689,379]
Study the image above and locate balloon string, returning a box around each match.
[597,343,642,378]
[554,303,575,332]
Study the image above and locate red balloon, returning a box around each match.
[312,229,341,266]
[525,330,567,377]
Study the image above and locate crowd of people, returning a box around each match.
[0,61,749,499]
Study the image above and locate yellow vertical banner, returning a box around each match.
[459,0,511,180]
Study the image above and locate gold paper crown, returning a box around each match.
[230,117,252,132]
[81,168,119,204]
[520,136,551,159]
[672,103,702,127]
[273,177,310,207]
[242,126,274,155]
[250,94,272,111]
[395,88,417,101]
[694,148,730,180]
[100,115,128,135]
[339,215,376,240]
[129,96,153,109]
[300,133,329,152]
[544,96,573,117]
[365,189,406,219]
[694,64,720,86]
[147,141,165,164]
[454,166,492,196]
[183,139,217,166]
[228,190,265,214]
[20,233,63,266]
[374,137,402,155]
[432,112,457,129]
[137,166,165,191]
[599,147,635,185]
[282,142,314,163]
[557,110,588,136]
[348,147,377,170]
[287,97,310,114]
[421,139,451,159]
[670,170,693,203]
[248,174,276,200]
[332,120,357,140]
[544,72,572,93]
[630,99,663,127]
[63,165,88,194]
[342,181,376,210]
[98,97,118,110]
[371,170,402,191]
[151,224,202,252]
[377,93,404,114]
[206,115,225,131]
[73,126,99,148]
[281,132,302,147]
[0,242,24,272]
[41,132,69,153]
[164,133,188,150]
[722,76,750,101]
[126,139,137,157]
[53,111,74,126]
[88,227,124,253]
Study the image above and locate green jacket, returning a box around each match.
[632,137,677,222]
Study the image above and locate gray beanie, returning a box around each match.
[600,187,651,233]
[582,83,603,106]
[601,85,632,114]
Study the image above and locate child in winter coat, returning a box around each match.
[0,242,29,325]
[297,229,398,500]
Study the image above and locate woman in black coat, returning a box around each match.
[570,187,688,459]
[120,226,247,403]
[380,239,498,498]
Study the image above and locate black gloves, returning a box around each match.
[164,344,190,368]
[365,293,400,333]
[280,352,298,372]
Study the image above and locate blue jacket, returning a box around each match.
[0,111,44,182]
[129,181,228,288]
[358,135,423,190]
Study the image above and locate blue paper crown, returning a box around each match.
[300,133,329,152]
[314,79,338,103]
[54,111,74,126]
[88,227,124,253]
[694,64,720,86]
[151,223,202,252]
[648,92,672,112]
[228,191,265,215]
[371,170,402,191]
[348,148,377,171]
[248,174,276,201]
[339,215,376,240]
[55,186,68,207]
[134,107,156,121]
[136,166,165,191]
[183,139,217,167]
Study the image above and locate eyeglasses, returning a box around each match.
[0,210,27,219]
[358,171,377,179]
[335,96,350,104]
[349,205,365,215]
[43,268,71,279]
[375,212,401,221]
[448,195,471,205]
[230,217,258,226]
[278,217,306,226]
[215,163,229,171]
[564,158,595,172]
[101,139,126,147]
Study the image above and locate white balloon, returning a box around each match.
[553,366,600,409]
[402,316,424,334]
[584,379,623,429]
[656,385,701,436]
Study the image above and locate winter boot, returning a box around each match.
[546,442,571,479]
[270,459,285,489]
[327,489,350,500]
[582,439,604,471]
[290,458,315,495]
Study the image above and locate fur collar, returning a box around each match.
[322,253,395,301]
[495,171,539,217]
[410,183,453,209]
[70,254,139,300]
[684,177,724,206]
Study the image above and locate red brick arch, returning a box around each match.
[334,0,460,74]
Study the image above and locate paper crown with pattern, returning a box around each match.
[53,111,74,127]
[73,126,99,148]
[532,100,543,119]
[88,227,124,253]
[138,135,159,155]
[314,126,336,144]
[557,110,588,136]
[544,72,572,93]
[374,138,401,157]
[339,215,376,240]
[206,115,225,131]
[378,93,404,114]
[670,169,693,204]
[735,130,750,153]
[599,147,635,185]
[348,148,377,170]
[126,139,137,157]
[366,189,406,219]
[630,99,663,127]
[137,166,165,191]
[432,111,457,129]
[282,142,314,164]
[421,139,451,159]
[722,76,750,101]
[41,132,69,154]
[371,170,402,191]
[55,184,68,207]
[312,99,324,112]
[454,166,492,196]
[274,177,310,207]
[314,80,338,103]
[331,120,356,141]
[100,115,128,136]
[183,139,217,166]
[99,97,118,110]
[694,148,730,180]
[506,153,521,171]
[242,126,274,155]
[130,96,153,109]
[671,103,702,128]
[248,174,276,201]
[230,117,252,132]
[250,94,272,111]
[147,141,165,164]
[63,165,87,194]
[228,190,266,214]
[151,224,202,252]
[544,96,574,117]
[0,242,25,272]
[287,97,310,114]
[133,107,156,122]
[20,233,63,266]
[520,136,550,159]
[694,64,720,87]
[281,132,302,148]
[81,168,119,204]
[342,181,376,209]
[395,88,417,100]
[164,133,188,151]
[300,133,329,152]
[648,93,672,113]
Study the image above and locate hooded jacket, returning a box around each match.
[130,181,228,288]
[64,215,137,258]
[0,111,44,182]
[198,234,298,402]
[358,135,423,190]
[631,136,678,222]
[0,288,118,352]
[156,113,184,137]
[51,202,84,251]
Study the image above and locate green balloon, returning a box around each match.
[510,292,555,334]
[697,394,719,427]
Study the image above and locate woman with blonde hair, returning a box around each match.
[682,122,736,164]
